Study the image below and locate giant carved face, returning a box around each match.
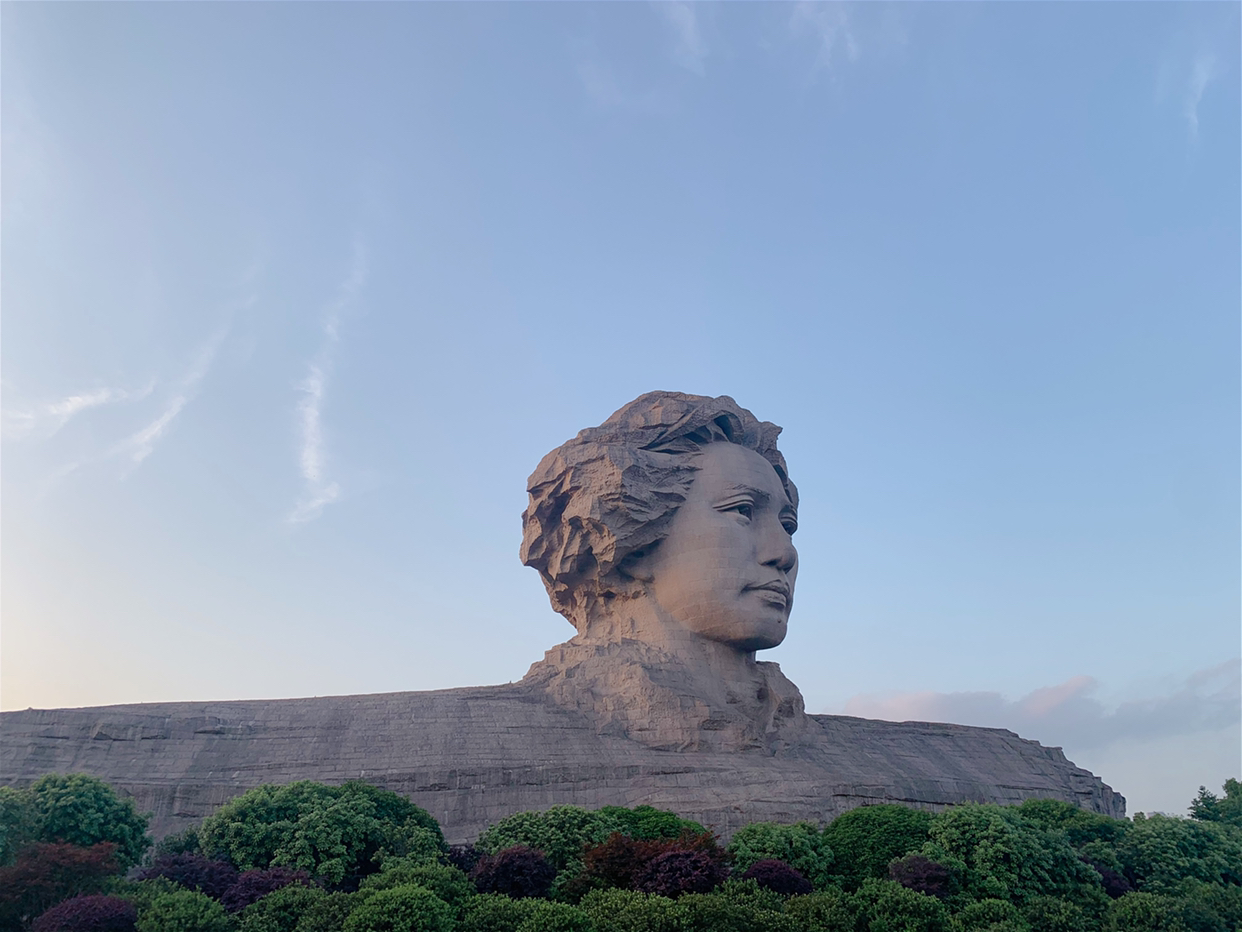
[643,442,798,651]
[520,391,800,647]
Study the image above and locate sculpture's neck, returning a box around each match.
[524,601,808,754]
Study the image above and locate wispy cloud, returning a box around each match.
[2,382,155,442]
[790,2,859,76]
[656,2,708,77]
[118,326,231,466]
[841,659,1240,751]
[1183,51,1217,141]
[288,241,368,525]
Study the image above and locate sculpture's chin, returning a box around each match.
[718,622,787,653]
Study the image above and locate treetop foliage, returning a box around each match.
[1,776,150,870]
[197,781,445,887]
[1191,778,1242,828]
[4,774,1241,932]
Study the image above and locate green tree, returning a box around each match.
[674,891,797,932]
[576,889,681,932]
[136,888,234,932]
[514,901,594,932]
[822,805,932,891]
[784,890,861,932]
[1190,779,1242,828]
[955,898,1029,932]
[853,879,951,932]
[476,807,622,874]
[198,782,445,887]
[457,894,536,932]
[1118,813,1242,894]
[23,774,151,869]
[341,885,453,932]
[360,863,474,915]
[1015,798,1128,849]
[1106,891,1190,932]
[595,807,704,841]
[726,821,833,888]
[293,892,361,932]
[919,804,1100,906]
[0,787,36,865]
[238,883,326,932]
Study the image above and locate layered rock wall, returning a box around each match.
[0,679,1124,843]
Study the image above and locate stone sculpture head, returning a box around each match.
[521,392,799,654]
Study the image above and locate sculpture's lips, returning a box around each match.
[744,580,791,606]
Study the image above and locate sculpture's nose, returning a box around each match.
[760,517,798,575]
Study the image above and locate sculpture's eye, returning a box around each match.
[781,517,798,536]
[730,503,754,521]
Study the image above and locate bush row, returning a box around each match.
[1,774,1239,932]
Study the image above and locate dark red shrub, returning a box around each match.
[1082,858,1134,899]
[0,843,121,929]
[31,895,136,932]
[220,867,312,912]
[742,859,813,896]
[470,845,556,899]
[447,844,481,875]
[581,830,727,892]
[137,853,239,899]
[888,855,957,900]
[633,849,729,898]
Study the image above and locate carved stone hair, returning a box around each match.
[520,391,798,631]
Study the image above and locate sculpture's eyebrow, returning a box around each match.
[720,485,772,505]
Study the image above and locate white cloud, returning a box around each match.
[288,240,367,525]
[1183,51,1217,141]
[841,659,1240,751]
[114,323,232,466]
[2,382,155,442]
[657,2,708,76]
[790,1,859,75]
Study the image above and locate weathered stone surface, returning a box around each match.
[0,392,1125,839]
[0,672,1122,843]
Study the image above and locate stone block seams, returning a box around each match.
[0,684,1124,844]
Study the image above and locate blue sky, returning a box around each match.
[2,2,1238,816]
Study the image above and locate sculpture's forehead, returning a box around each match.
[686,443,793,507]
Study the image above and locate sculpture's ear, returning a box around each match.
[616,545,656,583]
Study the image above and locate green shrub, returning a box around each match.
[198,782,445,887]
[238,884,325,932]
[0,787,36,865]
[14,775,151,869]
[822,805,932,890]
[457,894,536,932]
[1177,879,1242,932]
[675,891,796,932]
[920,804,1100,905]
[1015,799,1128,850]
[785,890,859,932]
[476,807,622,874]
[1118,814,1242,894]
[955,898,1029,931]
[360,863,473,914]
[713,877,790,913]
[1106,891,1190,932]
[576,889,681,932]
[595,807,704,841]
[341,885,452,932]
[135,889,233,932]
[726,821,833,888]
[293,892,360,932]
[854,878,951,932]
[514,901,593,932]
